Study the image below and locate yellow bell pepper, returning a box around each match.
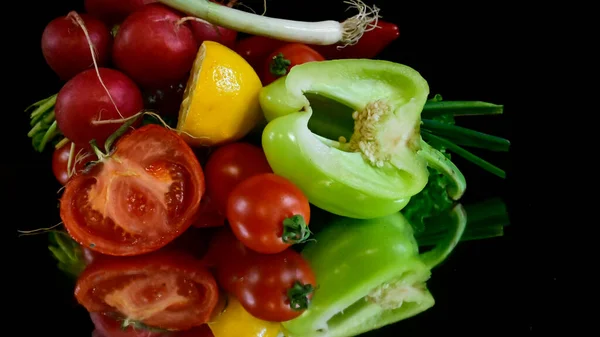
[208,295,281,337]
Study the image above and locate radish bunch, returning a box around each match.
[39,0,238,148]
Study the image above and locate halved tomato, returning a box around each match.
[60,125,205,256]
[90,312,169,337]
[76,250,219,332]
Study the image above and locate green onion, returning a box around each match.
[422,119,510,152]
[159,0,379,46]
[422,100,504,119]
[422,131,507,179]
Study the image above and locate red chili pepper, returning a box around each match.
[234,35,288,72]
[310,21,400,59]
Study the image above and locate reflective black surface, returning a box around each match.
[6,0,554,336]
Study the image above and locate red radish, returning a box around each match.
[55,68,144,147]
[112,4,199,89]
[188,19,237,49]
[41,12,112,81]
[181,2,237,49]
[84,0,158,26]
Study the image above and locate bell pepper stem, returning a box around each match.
[418,139,466,200]
[419,203,467,269]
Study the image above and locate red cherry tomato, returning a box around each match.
[52,142,94,185]
[75,250,219,331]
[203,142,272,216]
[227,173,311,254]
[192,195,225,228]
[261,43,325,85]
[205,228,316,322]
[60,125,204,256]
[234,35,287,72]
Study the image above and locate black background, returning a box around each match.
[3,0,557,336]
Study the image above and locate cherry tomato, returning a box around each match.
[60,125,205,256]
[90,312,168,337]
[52,142,94,185]
[234,35,287,72]
[205,228,316,322]
[227,173,311,254]
[75,250,219,331]
[192,195,225,228]
[203,142,272,216]
[261,43,325,85]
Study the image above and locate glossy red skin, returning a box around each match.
[192,195,225,228]
[227,173,311,254]
[41,12,112,81]
[113,4,198,89]
[60,125,205,256]
[234,35,287,72]
[310,21,399,59]
[52,142,94,185]
[189,20,237,49]
[205,228,316,322]
[261,43,325,85]
[55,67,144,147]
[77,250,219,331]
[85,0,157,26]
[90,312,168,337]
[203,142,272,216]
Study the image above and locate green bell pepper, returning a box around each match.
[259,59,465,219]
[281,205,467,337]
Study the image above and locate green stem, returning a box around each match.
[422,131,506,179]
[419,204,467,269]
[282,214,312,244]
[37,120,59,152]
[287,281,314,311]
[418,139,467,200]
[416,198,508,246]
[421,119,510,152]
[422,100,503,119]
[270,53,291,77]
[103,113,142,153]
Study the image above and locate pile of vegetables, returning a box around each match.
[22,1,510,336]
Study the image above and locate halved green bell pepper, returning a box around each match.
[259,59,465,219]
[281,205,467,337]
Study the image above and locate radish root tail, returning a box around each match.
[92,111,211,142]
[340,0,380,47]
[68,11,125,119]
[17,222,63,237]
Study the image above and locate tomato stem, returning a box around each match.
[89,139,108,162]
[281,214,312,244]
[287,281,314,311]
[269,53,291,77]
[119,317,171,333]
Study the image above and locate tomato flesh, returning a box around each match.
[76,251,219,331]
[61,125,204,256]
